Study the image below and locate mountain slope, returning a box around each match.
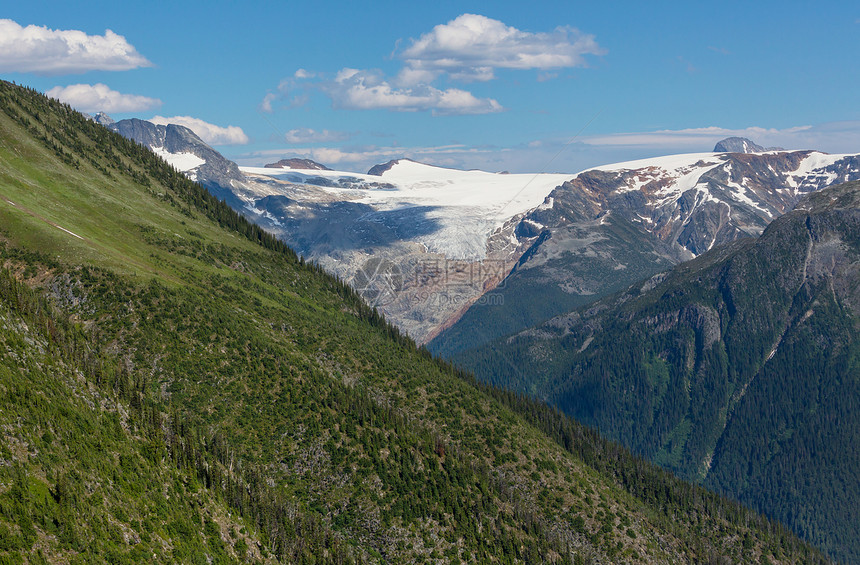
[0,81,832,563]
[427,213,676,356]
[455,180,860,563]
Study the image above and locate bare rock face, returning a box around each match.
[90,111,115,126]
[108,118,245,190]
[367,159,411,176]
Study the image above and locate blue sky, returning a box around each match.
[2,0,858,173]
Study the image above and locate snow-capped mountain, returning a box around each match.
[241,148,860,343]
[546,150,859,258]
[429,148,860,354]
[101,119,860,344]
[107,119,247,204]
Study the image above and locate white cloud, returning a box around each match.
[46,83,161,113]
[400,14,604,81]
[285,128,351,143]
[0,19,151,75]
[335,68,361,82]
[394,67,440,87]
[325,68,502,115]
[267,14,601,116]
[583,125,819,150]
[259,92,277,113]
[149,115,249,145]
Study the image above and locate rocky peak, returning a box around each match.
[108,118,244,188]
[264,158,331,170]
[367,158,418,176]
[109,118,167,147]
[713,136,783,153]
[90,111,115,126]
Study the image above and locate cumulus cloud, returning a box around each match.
[394,67,440,87]
[399,14,604,81]
[149,115,249,145]
[285,128,351,143]
[0,19,151,75]
[324,67,502,115]
[46,83,161,113]
[267,14,600,116]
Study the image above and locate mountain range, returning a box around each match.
[429,149,860,355]
[98,117,860,351]
[97,120,576,341]
[2,79,831,564]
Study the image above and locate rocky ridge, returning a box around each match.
[264,157,332,170]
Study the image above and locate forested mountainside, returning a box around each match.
[0,80,833,563]
[454,180,860,563]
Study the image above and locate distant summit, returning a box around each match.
[367,158,419,176]
[367,159,402,176]
[714,136,784,153]
[264,158,331,170]
[90,111,115,126]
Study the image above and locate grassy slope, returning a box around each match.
[0,81,830,564]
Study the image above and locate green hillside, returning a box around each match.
[455,181,860,563]
[0,80,830,564]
